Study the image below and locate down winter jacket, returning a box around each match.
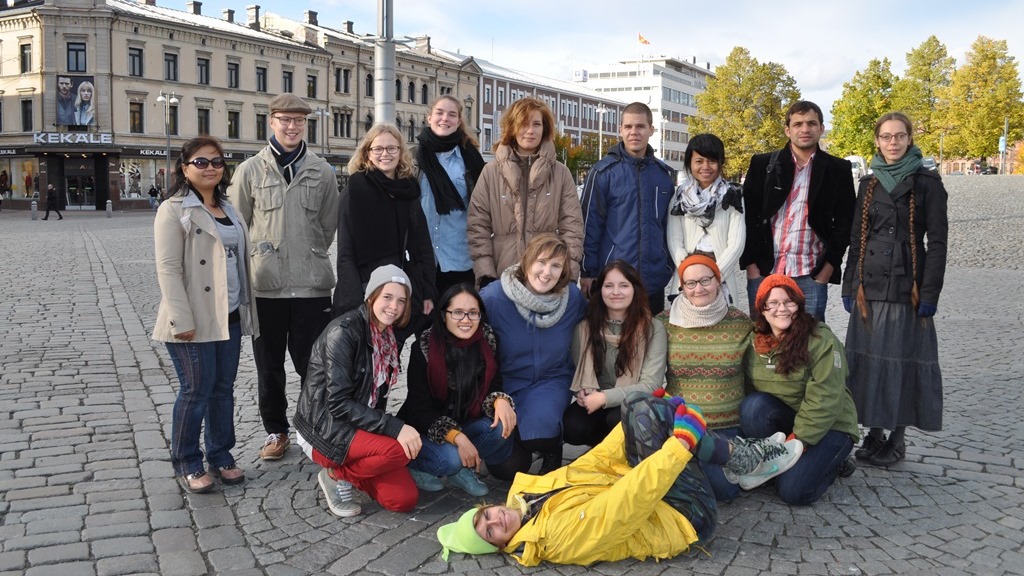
[580,142,675,296]
[293,305,405,466]
[467,140,584,280]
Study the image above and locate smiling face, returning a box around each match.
[270,113,307,151]
[875,118,912,164]
[369,132,401,178]
[444,291,481,340]
[784,110,824,152]
[182,144,225,195]
[429,98,461,138]
[371,282,408,327]
[601,268,635,320]
[689,151,721,189]
[619,112,654,159]
[681,264,720,307]
[474,505,522,548]
[762,287,798,337]
[525,250,566,295]
[515,110,544,155]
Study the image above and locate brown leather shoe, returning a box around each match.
[178,471,215,494]
[259,433,290,460]
[210,465,245,485]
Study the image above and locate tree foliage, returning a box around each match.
[690,47,800,179]
[937,36,1024,159]
[828,58,897,160]
[553,133,596,183]
[890,36,955,156]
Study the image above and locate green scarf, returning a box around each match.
[870,145,923,192]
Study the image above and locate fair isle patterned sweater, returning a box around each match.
[659,307,753,429]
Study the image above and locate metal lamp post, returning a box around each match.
[156,91,179,193]
[596,104,608,158]
[315,107,328,156]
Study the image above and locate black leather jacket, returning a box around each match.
[294,305,405,465]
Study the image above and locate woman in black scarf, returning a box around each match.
[415,95,487,298]
[334,123,437,346]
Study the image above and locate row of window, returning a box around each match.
[124,104,359,141]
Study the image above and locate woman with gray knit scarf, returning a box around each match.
[479,233,586,477]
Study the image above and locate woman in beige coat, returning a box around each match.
[467,97,583,288]
[153,136,258,494]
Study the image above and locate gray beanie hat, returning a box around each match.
[364,264,412,301]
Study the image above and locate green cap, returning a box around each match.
[437,508,499,561]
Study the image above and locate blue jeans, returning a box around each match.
[702,426,741,502]
[747,274,829,321]
[739,392,854,505]
[409,418,513,477]
[166,321,242,476]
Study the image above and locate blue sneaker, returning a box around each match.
[736,437,803,490]
[448,467,489,497]
[408,468,445,492]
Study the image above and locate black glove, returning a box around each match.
[918,302,937,317]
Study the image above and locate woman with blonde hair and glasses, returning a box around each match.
[334,123,436,346]
[841,111,948,467]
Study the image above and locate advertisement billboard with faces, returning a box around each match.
[56,75,96,127]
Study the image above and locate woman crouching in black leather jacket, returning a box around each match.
[294,264,423,518]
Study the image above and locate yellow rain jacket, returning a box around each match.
[503,424,699,566]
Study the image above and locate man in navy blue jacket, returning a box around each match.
[580,102,676,314]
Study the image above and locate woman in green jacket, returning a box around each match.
[740,274,859,505]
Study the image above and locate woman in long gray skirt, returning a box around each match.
[841,111,948,467]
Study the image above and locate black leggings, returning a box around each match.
[562,402,621,447]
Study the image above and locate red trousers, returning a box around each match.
[312,429,417,512]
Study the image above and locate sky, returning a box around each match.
[189,0,1024,127]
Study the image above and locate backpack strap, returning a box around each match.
[762,149,783,213]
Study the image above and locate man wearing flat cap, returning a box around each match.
[229,93,340,462]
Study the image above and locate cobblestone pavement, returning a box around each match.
[1,175,1022,576]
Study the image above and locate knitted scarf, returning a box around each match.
[347,170,421,267]
[369,320,399,407]
[669,289,729,328]
[570,321,645,393]
[425,325,498,420]
[671,175,729,228]
[500,265,569,329]
[870,145,923,193]
[269,136,307,184]
[416,127,486,215]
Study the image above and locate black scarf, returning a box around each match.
[348,169,421,268]
[415,127,486,215]
[269,136,307,184]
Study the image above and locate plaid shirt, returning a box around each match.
[771,152,824,276]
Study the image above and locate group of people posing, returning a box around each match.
[151,92,947,566]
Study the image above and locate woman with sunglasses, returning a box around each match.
[739,274,859,504]
[398,284,517,495]
[153,136,257,493]
[335,124,436,346]
[842,112,948,467]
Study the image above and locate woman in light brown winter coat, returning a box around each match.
[466,97,583,288]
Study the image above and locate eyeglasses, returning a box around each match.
[185,157,226,169]
[273,116,307,127]
[369,145,400,156]
[763,300,799,311]
[445,309,481,321]
[877,132,909,143]
[681,276,715,290]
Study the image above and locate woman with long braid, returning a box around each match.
[841,112,948,467]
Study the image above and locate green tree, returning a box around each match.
[690,47,800,179]
[890,36,955,156]
[553,133,595,183]
[938,36,1024,159]
[828,58,897,160]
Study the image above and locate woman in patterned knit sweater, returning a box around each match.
[661,254,753,501]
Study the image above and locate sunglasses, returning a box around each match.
[185,157,227,169]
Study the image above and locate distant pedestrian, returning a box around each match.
[842,112,948,468]
[148,184,159,210]
[42,184,63,220]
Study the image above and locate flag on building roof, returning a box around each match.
[638,33,651,45]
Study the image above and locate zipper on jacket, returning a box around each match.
[604,245,616,265]
[636,163,644,268]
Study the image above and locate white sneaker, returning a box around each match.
[737,437,803,490]
[722,432,788,484]
[318,469,361,517]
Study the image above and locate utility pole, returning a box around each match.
[374,0,396,125]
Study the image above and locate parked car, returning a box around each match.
[922,157,937,172]
[845,155,867,182]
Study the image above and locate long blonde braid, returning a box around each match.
[855,178,876,322]
[908,188,920,310]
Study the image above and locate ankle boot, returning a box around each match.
[868,437,905,467]
[538,450,563,475]
[854,433,887,461]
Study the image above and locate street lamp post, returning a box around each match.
[596,104,608,158]
[315,107,328,156]
[156,91,179,193]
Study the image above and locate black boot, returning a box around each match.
[868,437,906,467]
[854,433,887,461]
[538,450,563,475]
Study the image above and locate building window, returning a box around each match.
[128,47,144,77]
[364,113,373,132]
[365,74,374,97]
[129,102,143,133]
[67,42,87,73]
[307,74,317,98]
[420,84,428,105]
[439,85,452,96]
[197,108,210,135]
[334,68,342,93]
[307,119,318,144]
[197,57,210,85]
[484,86,491,104]
[342,69,351,93]
[408,121,415,142]
[227,111,240,139]
[20,44,32,73]
[256,66,267,92]
[395,79,402,102]
[497,88,505,106]
[408,81,415,103]
[164,53,178,81]
[333,111,352,138]
[484,128,492,151]
[21,100,33,131]
[228,62,240,88]
[256,113,267,141]
[169,106,179,136]
[282,71,293,93]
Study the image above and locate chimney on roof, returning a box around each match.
[305,10,318,26]
[414,35,431,54]
[223,8,234,22]
[143,0,155,5]
[246,4,261,31]
[342,20,354,34]
[186,1,201,15]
